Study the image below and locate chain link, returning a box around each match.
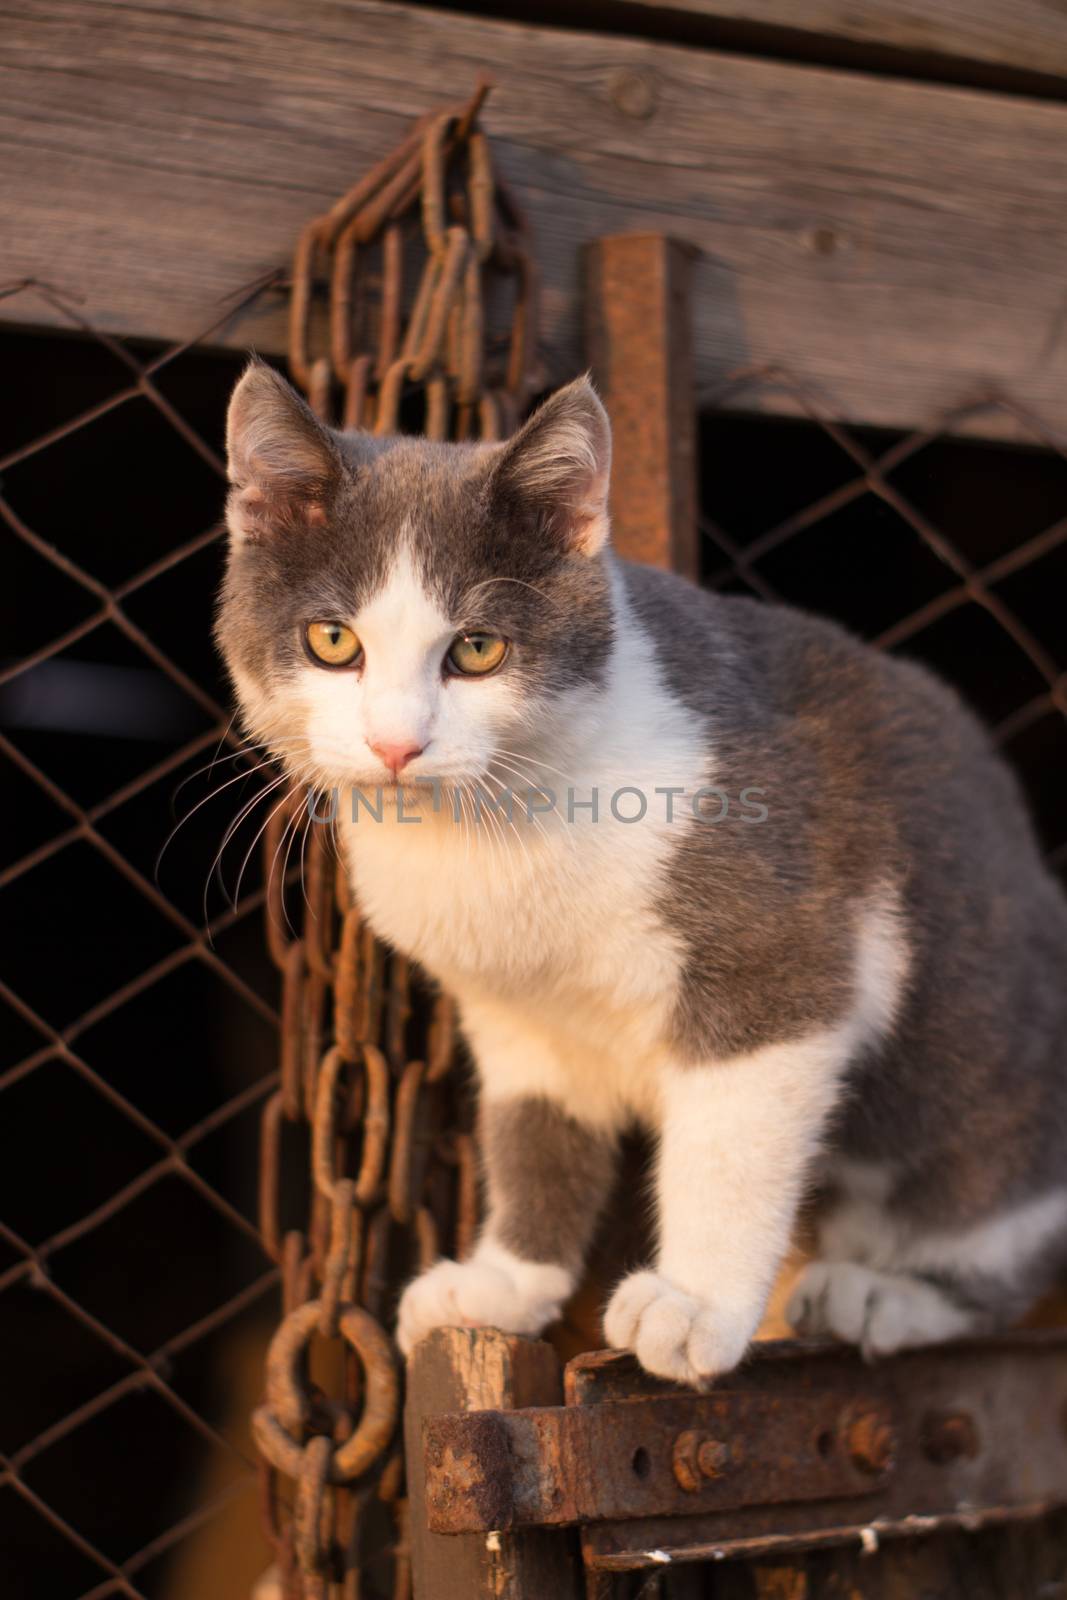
[254,80,538,1598]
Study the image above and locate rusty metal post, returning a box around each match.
[584,234,700,580]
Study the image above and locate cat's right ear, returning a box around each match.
[225,361,343,542]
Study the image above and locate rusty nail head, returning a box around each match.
[921,1410,980,1464]
[842,1403,896,1476]
[672,1429,732,1492]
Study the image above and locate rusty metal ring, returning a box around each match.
[421,110,457,260]
[264,794,298,970]
[289,219,329,393]
[426,375,451,442]
[342,353,374,431]
[295,1434,334,1574]
[410,226,469,382]
[259,1090,286,1262]
[387,1059,425,1225]
[467,130,495,264]
[312,1044,390,1204]
[280,942,306,1121]
[377,222,404,381]
[425,993,456,1083]
[303,820,334,981]
[258,1299,399,1481]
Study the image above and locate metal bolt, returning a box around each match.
[672,1428,732,1492]
[697,1438,731,1478]
[841,1403,896,1476]
[921,1410,979,1464]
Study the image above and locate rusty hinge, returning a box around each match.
[422,1332,1067,1570]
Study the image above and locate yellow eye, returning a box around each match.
[306,621,362,667]
[446,633,508,677]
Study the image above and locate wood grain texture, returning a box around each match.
[601,0,1067,83]
[7,1,1067,437]
[404,1327,580,1599]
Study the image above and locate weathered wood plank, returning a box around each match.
[404,1327,580,1600]
[6,1,1067,439]
[598,1,1067,86]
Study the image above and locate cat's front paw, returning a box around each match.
[396,1251,571,1356]
[603,1270,753,1388]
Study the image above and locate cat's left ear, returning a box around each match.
[490,376,612,557]
[225,360,343,541]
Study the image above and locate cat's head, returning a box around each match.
[215,362,615,792]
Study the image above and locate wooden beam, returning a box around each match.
[7,2,1067,441]
[585,235,698,578]
[404,1328,581,1599]
[594,1,1067,88]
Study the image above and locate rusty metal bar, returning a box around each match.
[569,1337,1067,1570]
[584,234,700,579]
[423,1387,892,1534]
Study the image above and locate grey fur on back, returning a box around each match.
[623,558,1067,1251]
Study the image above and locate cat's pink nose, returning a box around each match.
[368,739,424,776]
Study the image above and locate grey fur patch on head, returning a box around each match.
[216,368,616,716]
[480,1096,618,1273]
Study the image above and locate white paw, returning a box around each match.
[787,1260,976,1358]
[603,1270,753,1388]
[396,1252,570,1356]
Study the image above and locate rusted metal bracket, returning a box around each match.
[424,1387,892,1532]
[422,1333,1067,1570]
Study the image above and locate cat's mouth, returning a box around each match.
[349,774,471,799]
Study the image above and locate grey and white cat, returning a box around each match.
[218,360,1067,1386]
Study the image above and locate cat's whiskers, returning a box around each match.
[232,776,306,912]
[170,711,241,805]
[299,784,329,917]
[479,767,538,878]
[473,768,527,883]
[490,742,584,790]
[170,731,316,807]
[456,780,477,864]
[484,761,554,855]
[264,785,311,946]
[459,776,494,863]
[484,754,570,855]
[158,755,292,885]
[203,769,292,923]
[463,575,562,612]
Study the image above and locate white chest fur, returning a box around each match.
[339,606,710,1126]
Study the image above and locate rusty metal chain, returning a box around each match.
[254,83,539,1599]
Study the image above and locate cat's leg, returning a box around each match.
[397,1022,618,1354]
[787,1184,1067,1358]
[604,1031,847,1387]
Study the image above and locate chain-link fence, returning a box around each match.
[3,97,1067,1600]
[0,275,287,1599]
[700,373,1067,887]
